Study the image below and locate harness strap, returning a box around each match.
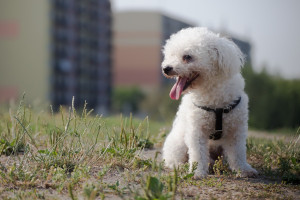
[194,97,241,140]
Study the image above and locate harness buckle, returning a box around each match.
[209,130,222,140]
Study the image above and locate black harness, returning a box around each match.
[193,97,241,140]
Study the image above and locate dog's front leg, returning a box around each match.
[223,132,258,177]
[184,130,209,179]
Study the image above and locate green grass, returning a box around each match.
[0,97,299,199]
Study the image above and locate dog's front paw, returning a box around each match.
[193,170,208,180]
[164,160,179,169]
[237,167,258,178]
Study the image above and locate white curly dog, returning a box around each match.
[162,27,258,179]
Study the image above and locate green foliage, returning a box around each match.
[0,138,24,156]
[136,172,178,200]
[247,136,300,184]
[243,65,300,130]
[137,138,154,149]
[144,176,165,199]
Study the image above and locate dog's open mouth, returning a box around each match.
[170,73,199,100]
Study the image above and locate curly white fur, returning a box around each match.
[162,27,257,179]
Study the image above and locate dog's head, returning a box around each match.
[162,27,245,100]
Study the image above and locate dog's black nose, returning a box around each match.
[163,66,173,75]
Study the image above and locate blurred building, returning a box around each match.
[113,11,194,89]
[0,0,112,113]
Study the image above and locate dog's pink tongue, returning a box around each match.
[170,77,187,100]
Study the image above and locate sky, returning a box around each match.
[111,0,300,79]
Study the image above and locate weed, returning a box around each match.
[68,183,77,200]
[166,167,178,197]
[138,176,168,200]
[97,165,110,181]
[212,156,231,176]
[133,158,153,169]
[83,183,100,200]
[134,167,179,200]
[0,95,28,155]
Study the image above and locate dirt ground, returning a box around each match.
[139,147,300,200]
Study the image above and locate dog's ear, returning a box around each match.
[212,38,245,77]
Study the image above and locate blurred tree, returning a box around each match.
[112,87,145,114]
[243,64,300,130]
[140,87,180,122]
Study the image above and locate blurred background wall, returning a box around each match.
[0,0,112,114]
[113,11,193,90]
[0,0,50,104]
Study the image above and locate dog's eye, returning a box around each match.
[182,55,193,63]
